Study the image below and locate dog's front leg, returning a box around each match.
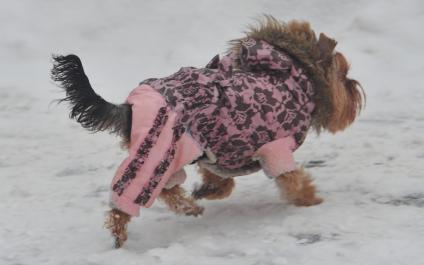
[159,185,204,216]
[275,167,323,206]
[104,208,131,248]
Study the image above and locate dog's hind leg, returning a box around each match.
[159,185,204,216]
[104,208,131,248]
[192,168,235,200]
[275,168,323,206]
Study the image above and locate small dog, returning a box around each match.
[52,16,364,248]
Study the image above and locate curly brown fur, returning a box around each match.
[228,15,365,133]
[325,52,364,133]
[159,185,204,216]
[275,168,323,206]
[104,208,131,248]
[192,168,235,200]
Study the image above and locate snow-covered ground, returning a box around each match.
[1,0,424,264]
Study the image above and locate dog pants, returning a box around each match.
[110,85,202,216]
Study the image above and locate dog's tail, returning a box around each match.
[51,54,131,140]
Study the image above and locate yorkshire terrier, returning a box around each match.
[51,16,364,248]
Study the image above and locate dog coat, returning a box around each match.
[110,38,315,216]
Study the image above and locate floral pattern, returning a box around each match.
[140,38,315,170]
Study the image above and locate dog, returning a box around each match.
[51,16,364,248]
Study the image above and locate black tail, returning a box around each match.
[51,54,131,141]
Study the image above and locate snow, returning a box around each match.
[1,0,424,264]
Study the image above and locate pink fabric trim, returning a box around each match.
[254,136,297,178]
[110,85,202,216]
[110,193,140,217]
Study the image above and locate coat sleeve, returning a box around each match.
[239,38,293,73]
[254,136,297,178]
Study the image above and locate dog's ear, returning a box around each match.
[317,33,337,65]
[318,33,337,55]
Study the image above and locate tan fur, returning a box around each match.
[193,168,235,200]
[159,185,204,216]
[325,53,364,133]
[104,208,131,248]
[275,168,323,206]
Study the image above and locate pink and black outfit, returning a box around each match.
[111,38,315,216]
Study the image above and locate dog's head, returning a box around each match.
[311,33,365,133]
[323,44,365,133]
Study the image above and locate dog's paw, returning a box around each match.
[173,200,204,217]
[114,234,127,249]
[183,204,204,217]
[104,209,131,249]
[288,174,323,207]
[293,196,323,207]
